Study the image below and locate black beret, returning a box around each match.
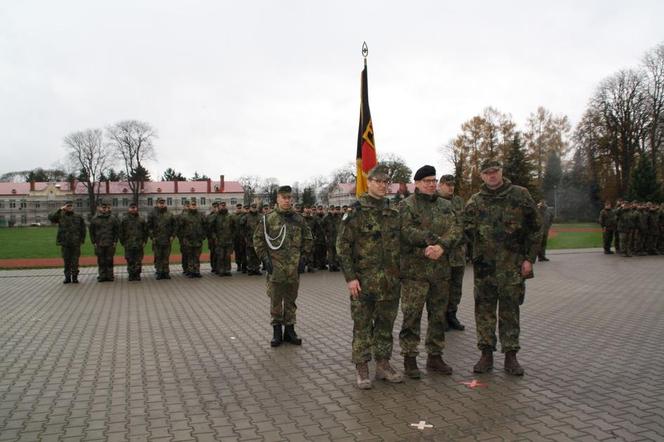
[414,165,436,181]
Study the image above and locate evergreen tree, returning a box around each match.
[542,151,562,204]
[302,187,316,207]
[627,155,661,202]
[503,133,534,191]
[161,168,186,181]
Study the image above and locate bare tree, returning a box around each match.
[642,43,664,178]
[63,129,112,215]
[524,107,571,187]
[106,120,157,204]
[238,175,261,205]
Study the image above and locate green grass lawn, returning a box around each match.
[0,226,210,259]
[547,223,602,250]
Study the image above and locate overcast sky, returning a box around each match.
[1,0,663,184]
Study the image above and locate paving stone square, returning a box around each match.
[1,250,663,441]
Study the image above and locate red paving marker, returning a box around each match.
[460,379,488,388]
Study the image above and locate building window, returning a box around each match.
[191,197,197,204]
[20,200,27,209]
[166,197,173,206]
[9,200,16,208]
[122,198,129,207]
[112,198,118,207]
[147,197,153,206]
[181,197,187,206]
[35,201,41,208]
[0,201,4,209]
[230,198,237,205]
[200,197,206,206]
[76,199,83,208]
[20,214,27,225]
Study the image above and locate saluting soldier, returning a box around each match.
[337,165,403,389]
[48,200,86,284]
[119,202,149,281]
[89,200,120,282]
[148,197,176,279]
[254,186,313,347]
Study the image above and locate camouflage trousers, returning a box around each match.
[474,276,523,353]
[208,238,217,271]
[314,243,327,269]
[179,239,189,272]
[95,245,116,280]
[602,229,615,252]
[446,265,465,313]
[234,237,246,270]
[267,280,299,326]
[350,294,399,364]
[538,231,549,259]
[614,229,621,253]
[246,244,260,272]
[182,245,202,274]
[60,244,81,278]
[619,231,633,256]
[214,245,233,273]
[399,278,449,357]
[124,246,144,277]
[153,243,172,274]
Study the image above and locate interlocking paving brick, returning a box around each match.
[0,253,663,440]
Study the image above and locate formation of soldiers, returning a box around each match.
[599,199,664,257]
[50,160,545,389]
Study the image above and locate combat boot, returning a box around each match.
[163,273,171,279]
[404,356,421,379]
[356,362,372,390]
[63,276,71,284]
[473,350,494,373]
[283,325,302,345]
[155,272,163,280]
[504,351,524,376]
[446,311,465,331]
[270,325,282,347]
[71,276,79,284]
[375,359,403,383]
[426,354,453,375]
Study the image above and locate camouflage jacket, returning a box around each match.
[400,190,462,281]
[253,208,313,283]
[241,211,261,245]
[211,210,236,245]
[616,207,630,232]
[48,209,86,246]
[598,208,616,229]
[638,210,649,231]
[177,209,206,247]
[464,178,542,283]
[322,213,341,245]
[336,194,400,300]
[539,205,554,230]
[89,212,120,247]
[206,212,218,240]
[313,214,327,244]
[440,194,467,267]
[147,207,176,245]
[120,213,149,249]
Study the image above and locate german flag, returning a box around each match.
[356,58,377,197]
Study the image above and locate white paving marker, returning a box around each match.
[410,421,433,430]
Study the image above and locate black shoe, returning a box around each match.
[539,256,550,262]
[283,325,302,345]
[72,276,79,284]
[63,276,71,284]
[163,273,171,280]
[446,312,465,331]
[270,325,283,347]
[194,272,202,278]
[155,272,163,280]
[186,273,195,278]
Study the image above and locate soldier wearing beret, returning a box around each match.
[48,200,86,283]
[337,165,403,389]
[439,174,467,331]
[464,159,542,375]
[254,186,313,347]
[148,197,176,279]
[399,165,462,379]
[120,202,149,281]
[89,200,120,282]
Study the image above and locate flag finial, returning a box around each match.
[362,42,368,58]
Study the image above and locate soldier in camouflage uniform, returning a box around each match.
[211,202,236,276]
[89,200,120,282]
[323,205,342,272]
[598,201,617,254]
[177,200,206,278]
[313,205,328,269]
[148,197,176,279]
[439,174,467,331]
[399,165,462,379]
[254,186,313,347]
[119,202,149,281]
[337,165,403,389]
[233,204,247,273]
[241,203,262,275]
[48,200,86,284]
[537,201,554,262]
[464,160,542,376]
[177,200,191,274]
[302,207,318,273]
[207,202,219,274]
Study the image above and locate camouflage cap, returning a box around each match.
[250,203,257,209]
[156,197,166,203]
[367,164,390,180]
[64,200,74,206]
[212,201,219,207]
[480,159,502,173]
[236,203,243,208]
[99,199,111,206]
[439,174,455,184]
[277,185,292,194]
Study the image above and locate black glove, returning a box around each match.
[298,256,307,274]
[262,256,273,275]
